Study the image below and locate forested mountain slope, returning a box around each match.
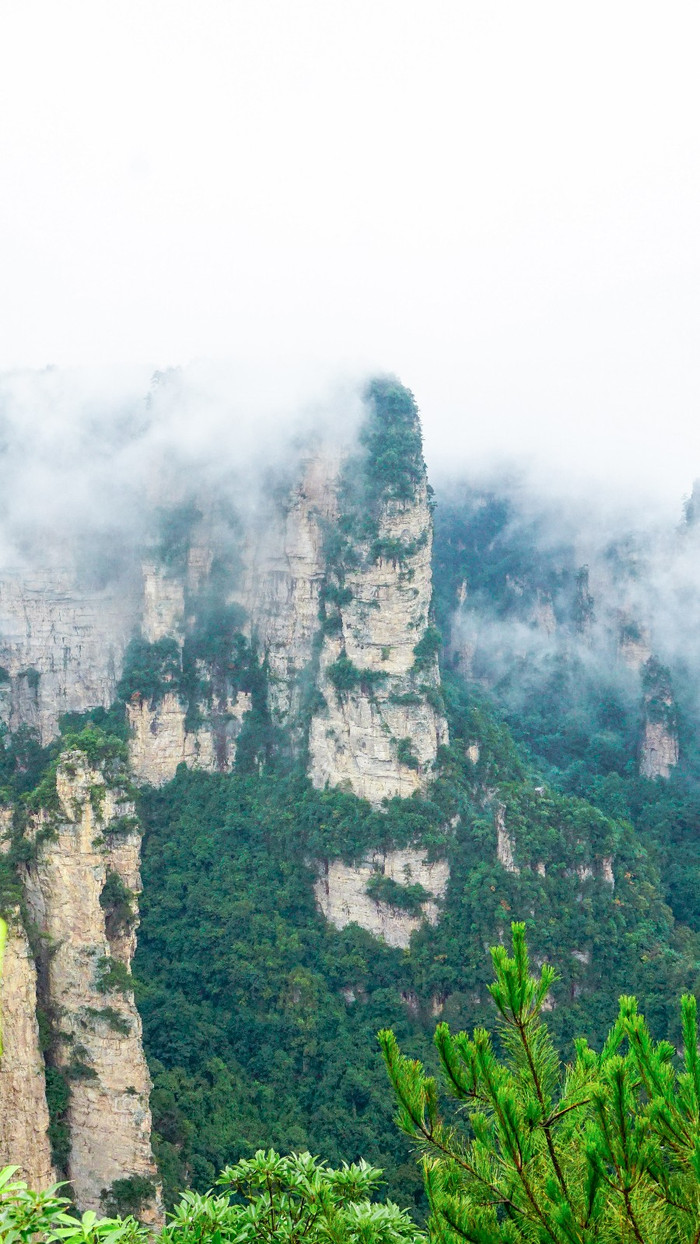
[1,377,699,1219]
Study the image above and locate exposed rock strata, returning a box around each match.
[0,571,139,744]
[495,803,518,873]
[640,718,679,780]
[0,418,449,1184]
[314,849,449,949]
[0,909,56,1187]
[236,453,339,727]
[127,690,251,786]
[309,482,447,804]
[639,659,679,779]
[141,563,185,643]
[22,754,161,1219]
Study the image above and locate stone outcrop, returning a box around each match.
[0,909,56,1188]
[309,481,448,804]
[0,390,449,1192]
[495,803,518,873]
[237,453,340,728]
[0,570,140,744]
[639,658,679,779]
[314,849,449,949]
[127,690,251,786]
[640,718,679,780]
[141,563,184,643]
[22,753,161,1219]
[125,449,448,801]
[618,620,652,671]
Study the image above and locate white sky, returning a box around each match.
[1,2,699,503]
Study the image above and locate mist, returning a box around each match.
[2,3,700,507]
[4,355,700,731]
[0,362,366,576]
[433,460,700,743]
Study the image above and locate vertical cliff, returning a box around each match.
[307,381,447,803]
[123,457,337,785]
[0,898,55,1187]
[308,476,446,802]
[19,744,160,1218]
[237,452,340,728]
[0,571,141,744]
[122,383,446,799]
[639,657,679,779]
[0,376,448,1194]
[314,849,449,949]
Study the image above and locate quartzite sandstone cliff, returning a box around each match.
[21,752,161,1219]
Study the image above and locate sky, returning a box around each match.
[1,2,699,504]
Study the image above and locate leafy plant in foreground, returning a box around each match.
[0,1154,425,1243]
[0,1166,146,1243]
[170,1149,424,1243]
[380,922,700,1243]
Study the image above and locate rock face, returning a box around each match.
[0,908,56,1188]
[238,453,340,728]
[314,849,450,949]
[0,570,140,744]
[639,658,679,780]
[21,752,161,1219]
[495,804,518,873]
[640,718,679,779]
[126,450,447,800]
[141,562,184,643]
[126,690,251,786]
[308,480,447,804]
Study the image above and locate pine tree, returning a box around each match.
[379,923,700,1243]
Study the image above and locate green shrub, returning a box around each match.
[102,1175,156,1219]
[107,815,140,837]
[0,1156,423,1242]
[44,1066,71,1170]
[411,627,441,672]
[117,637,182,704]
[84,1005,131,1036]
[360,378,425,506]
[366,872,429,914]
[18,667,41,691]
[95,956,134,994]
[157,500,202,573]
[395,738,420,770]
[100,871,136,938]
[327,654,386,698]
